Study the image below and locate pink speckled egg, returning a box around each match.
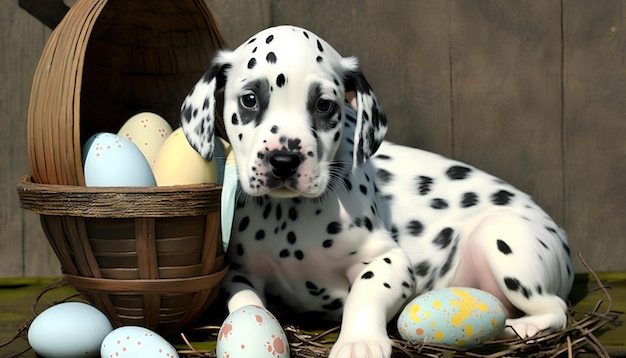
[397,287,506,348]
[100,326,178,358]
[217,305,289,358]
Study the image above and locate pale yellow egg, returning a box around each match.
[118,112,173,167]
[152,128,217,186]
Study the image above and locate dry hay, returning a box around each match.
[1,253,621,358]
[178,253,621,358]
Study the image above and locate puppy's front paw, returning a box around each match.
[329,336,392,358]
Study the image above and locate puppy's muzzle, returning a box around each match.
[268,151,302,179]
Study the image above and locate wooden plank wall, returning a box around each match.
[1,0,624,277]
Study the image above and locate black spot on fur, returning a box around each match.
[497,239,513,254]
[231,113,239,125]
[276,204,282,221]
[288,207,298,221]
[316,56,323,62]
[316,39,324,52]
[407,220,424,236]
[376,168,393,184]
[265,34,274,44]
[271,125,279,133]
[263,203,272,219]
[491,190,515,205]
[238,217,250,232]
[504,277,531,299]
[333,131,341,142]
[279,249,290,258]
[364,217,373,231]
[439,244,457,277]
[431,198,449,209]
[322,239,333,248]
[276,74,286,87]
[384,257,392,264]
[236,243,244,256]
[327,221,342,234]
[287,231,297,245]
[415,261,430,276]
[461,192,479,208]
[361,271,374,279]
[562,242,571,255]
[391,225,399,241]
[322,298,342,310]
[446,165,472,180]
[383,283,391,289]
[266,52,277,64]
[433,228,454,249]
[416,176,434,195]
[359,185,368,195]
[247,58,257,69]
[546,226,558,234]
[255,230,265,240]
[295,250,304,260]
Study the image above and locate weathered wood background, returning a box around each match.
[1,0,624,277]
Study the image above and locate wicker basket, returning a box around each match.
[19,0,229,336]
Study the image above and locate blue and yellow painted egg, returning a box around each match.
[397,287,506,348]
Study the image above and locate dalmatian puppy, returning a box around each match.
[181,25,574,358]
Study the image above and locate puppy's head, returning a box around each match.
[181,25,387,198]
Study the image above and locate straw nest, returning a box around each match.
[176,253,620,358]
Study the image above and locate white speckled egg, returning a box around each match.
[397,287,506,348]
[118,112,173,167]
[100,326,179,358]
[83,132,156,186]
[217,305,289,358]
[28,302,113,358]
[152,127,217,186]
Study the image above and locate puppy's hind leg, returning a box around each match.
[458,213,573,339]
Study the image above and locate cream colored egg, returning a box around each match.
[152,127,217,185]
[118,112,173,167]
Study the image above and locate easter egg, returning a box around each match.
[217,305,289,358]
[28,302,113,358]
[397,287,506,348]
[82,132,156,186]
[118,112,173,167]
[100,326,179,358]
[152,127,217,186]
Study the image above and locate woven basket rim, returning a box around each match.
[18,174,221,193]
[17,175,223,218]
[64,267,228,294]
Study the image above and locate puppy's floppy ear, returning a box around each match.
[342,57,388,167]
[180,51,232,161]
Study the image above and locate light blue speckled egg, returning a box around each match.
[397,287,506,348]
[82,132,156,186]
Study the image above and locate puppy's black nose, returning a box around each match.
[269,151,302,179]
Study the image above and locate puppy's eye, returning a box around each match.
[240,93,258,110]
[316,98,334,113]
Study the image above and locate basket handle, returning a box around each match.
[18,0,69,29]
